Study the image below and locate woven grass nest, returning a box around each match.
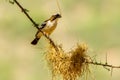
[46,43,90,80]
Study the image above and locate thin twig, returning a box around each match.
[14,0,39,29]
[105,52,108,64]
[56,0,62,15]
[13,0,59,53]
[87,61,120,68]
[111,67,113,76]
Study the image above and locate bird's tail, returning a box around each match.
[31,37,40,45]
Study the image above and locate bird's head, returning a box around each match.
[50,13,61,21]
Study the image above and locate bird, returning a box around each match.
[31,13,61,45]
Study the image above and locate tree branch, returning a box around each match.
[14,0,39,29]
[87,61,120,68]
[13,0,59,52]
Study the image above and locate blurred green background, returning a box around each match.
[0,0,120,80]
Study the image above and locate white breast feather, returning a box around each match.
[47,21,55,27]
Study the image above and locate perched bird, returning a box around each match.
[31,13,61,45]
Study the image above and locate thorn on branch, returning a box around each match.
[111,67,113,76]
[9,0,14,4]
[105,53,108,65]
[21,8,29,12]
[103,66,110,71]
[24,8,29,12]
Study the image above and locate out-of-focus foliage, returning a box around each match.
[0,0,120,80]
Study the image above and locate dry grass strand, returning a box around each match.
[46,43,90,80]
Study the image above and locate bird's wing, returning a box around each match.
[39,20,49,29]
[35,19,49,37]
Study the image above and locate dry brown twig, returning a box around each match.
[9,0,120,80]
[87,61,120,69]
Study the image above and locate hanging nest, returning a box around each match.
[46,43,90,80]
